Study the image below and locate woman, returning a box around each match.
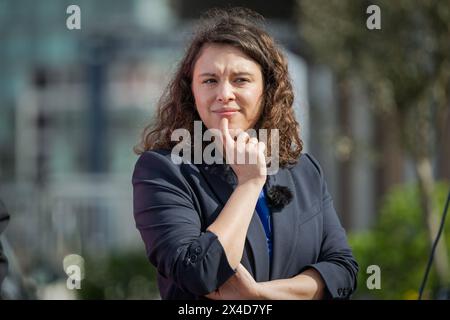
[132,7,358,300]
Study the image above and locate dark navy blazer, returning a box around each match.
[132,149,358,299]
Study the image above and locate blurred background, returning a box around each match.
[0,0,449,300]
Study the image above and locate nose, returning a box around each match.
[216,81,235,103]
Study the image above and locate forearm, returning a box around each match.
[207,180,264,269]
[257,268,326,300]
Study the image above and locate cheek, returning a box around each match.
[192,88,215,126]
[195,98,211,121]
[193,87,212,110]
[241,88,263,114]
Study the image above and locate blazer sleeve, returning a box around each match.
[300,154,359,299]
[132,151,236,296]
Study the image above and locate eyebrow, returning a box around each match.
[198,72,254,77]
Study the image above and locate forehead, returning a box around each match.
[193,43,261,74]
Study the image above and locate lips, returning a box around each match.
[213,108,239,116]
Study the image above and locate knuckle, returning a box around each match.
[238,132,250,140]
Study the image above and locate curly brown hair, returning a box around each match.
[135,7,303,168]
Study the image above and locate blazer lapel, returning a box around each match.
[197,163,270,282]
[269,167,300,280]
[245,209,271,281]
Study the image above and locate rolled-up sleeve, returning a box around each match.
[132,151,236,296]
[300,154,359,299]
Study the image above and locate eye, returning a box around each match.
[235,78,250,83]
[202,78,217,84]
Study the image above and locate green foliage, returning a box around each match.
[298,0,450,147]
[298,0,450,86]
[77,249,159,300]
[349,181,450,299]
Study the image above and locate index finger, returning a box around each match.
[220,117,233,145]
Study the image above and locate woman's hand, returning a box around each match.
[219,118,267,186]
[205,119,268,269]
[205,266,326,300]
[205,264,261,300]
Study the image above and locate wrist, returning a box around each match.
[254,282,268,300]
[237,177,266,189]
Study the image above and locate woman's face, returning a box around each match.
[191,43,264,132]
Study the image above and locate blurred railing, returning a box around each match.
[0,174,141,276]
